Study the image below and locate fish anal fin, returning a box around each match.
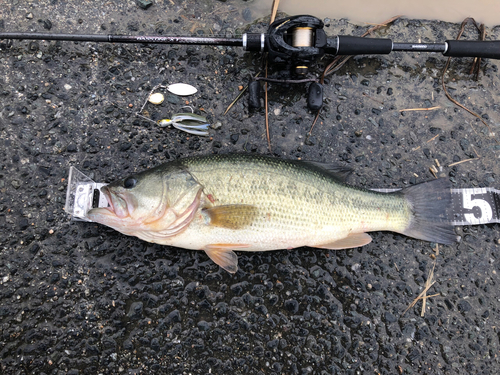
[315,233,372,250]
[203,205,258,229]
[204,244,249,273]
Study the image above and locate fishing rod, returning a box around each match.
[2,15,499,110]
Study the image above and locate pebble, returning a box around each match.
[136,0,153,10]
[166,94,180,105]
[230,134,239,144]
[242,8,252,22]
[66,143,77,152]
[211,121,222,130]
[19,218,29,230]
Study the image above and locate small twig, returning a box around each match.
[429,165,438,179]
[264,62,271,152]
[411,134,440,152]
[471,144,481,158]
[470,23,485,80]
[264,0,280,152]
[363,22,389,27]
[427,134,440,143]
[421,262,436,317]
[270,0,280,23]
[399,106,441,112]
[223,72,261,115]
[403,262,438,317]
[402,281,436,316]
[448,158,479,167]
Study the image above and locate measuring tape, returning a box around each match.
[66,167,500,226]
[449,188,499,225]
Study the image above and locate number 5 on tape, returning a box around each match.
[450,188,500,226]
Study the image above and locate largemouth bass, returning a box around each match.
[87,154,457,273]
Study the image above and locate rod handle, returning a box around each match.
[335,36,393,55]
[445,40,500,59]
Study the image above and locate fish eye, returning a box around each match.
[123,176,137,189]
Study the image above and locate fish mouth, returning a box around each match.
[100,186,116,214]
[87,186,129,221]
[101,186,130,219]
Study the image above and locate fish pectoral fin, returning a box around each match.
[204,244,248,273]
[203,205,258,229]
[315,233,372,250]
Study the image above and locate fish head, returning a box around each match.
[87,167,202,241]
[88,170,165,225]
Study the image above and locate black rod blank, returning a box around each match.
[0,32,244,47]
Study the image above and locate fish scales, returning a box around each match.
[87,153,457,273]
[181,154,411,245]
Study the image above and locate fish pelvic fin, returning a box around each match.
[203,204,258,230]
[204,244,250,273]
[315,233,372,250]
[400,178,459,244]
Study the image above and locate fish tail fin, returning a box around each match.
[400,178,459,245]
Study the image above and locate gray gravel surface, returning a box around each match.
[1,1,500,374]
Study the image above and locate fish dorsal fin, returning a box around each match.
[315,233,372,250]
[203,205,258,229]
[300,161,353,183]
[204,244,249,273]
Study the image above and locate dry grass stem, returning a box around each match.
[471,145,481,158]
[264,0,280,151]
[399,106,440,112]
[270,0,280,23]
[224,72,261,115]
[411,134,441,152]
[448,158,479,167]
[403,245,440,317]
[427,134,440,143]
[429,165,438,179]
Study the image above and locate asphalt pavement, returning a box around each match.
[1,1,499,374]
